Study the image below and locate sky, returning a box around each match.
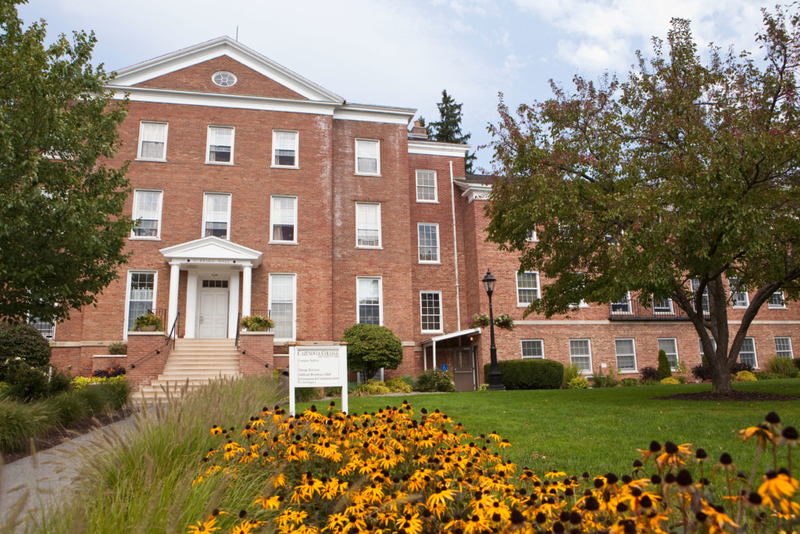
[18,0,768,171]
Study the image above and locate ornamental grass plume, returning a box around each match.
[190,405,800,533]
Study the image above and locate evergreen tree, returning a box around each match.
[429,90,476,173]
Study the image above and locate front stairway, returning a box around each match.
[136,338,242,401]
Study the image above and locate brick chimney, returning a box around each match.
[409,120,428,140]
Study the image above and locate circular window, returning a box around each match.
[212,71,237,87]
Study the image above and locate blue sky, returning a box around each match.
[19,0,766,171]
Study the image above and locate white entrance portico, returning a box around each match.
[160,237,263,339]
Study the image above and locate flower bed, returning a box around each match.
[189,402,799,533]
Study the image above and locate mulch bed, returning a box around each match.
[1,407,134,465]
[657,390,799,402]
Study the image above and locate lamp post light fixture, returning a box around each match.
[482,269,504,391]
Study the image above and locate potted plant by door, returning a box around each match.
[134,312,164,332]
[239,315,275,332]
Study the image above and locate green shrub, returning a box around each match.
[342,324,403,381]
[660,377,680,385]
[415,370,455,392]
[0,397,55,452]
[766,357,799,378]
[561,363,580,389]
[754,372,782,380]
[620,378,639,387]
[639,366,660,385]
[107,342,127,355]
[592,366,619,388]
[794,358,800,371]
[657,350,672,379]
[399,375,416,390]
[239,315,274,331]
[483,359,564,390]
[353,380,392,397]
[48,368,73,396]
[4,361,49,401]
[294,387,320,402]
[45,391,89,426]
[735,370,757,382]
[133,312,164,331]
[324,386,342,397]
[385,377,412,393]
[0,322,52,380]
[567,377,589,389]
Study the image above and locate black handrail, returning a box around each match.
[239,348,271,369]
[235,311,241,349]
[128,312,180,371]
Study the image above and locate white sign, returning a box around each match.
[289,344,348,416]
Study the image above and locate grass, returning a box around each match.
[26,376,283,534]
[298,379,800,476]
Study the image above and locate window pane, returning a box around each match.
[204,194,229,238]
[209,127,232,162]
[274,131,297,166]
[140,123,166,159]
[421,292,441,331]
[271,197,295,242]
[691,279,709,313]
[739,338,757,367]
[133,191,161,237]
[653,297,672,313]
[658,338,678,368]
[522,340,543,359]
[615,339,636,371]
[610,293,630,313]
[357,204,380,247]
[517,272,539,304]
[729,278,748,307]
[357,140,378,174]
[418,224,439,262]
[416,170,436,201]
[29,318,55,339]
[570,339,591,371]
[775,337,793,359]
[769,292,785,307]
[128,273,155,331]
[358,278,380,325]
[270,275,294,339]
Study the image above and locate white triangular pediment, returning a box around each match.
[113,36,343,103]
[161,236,263,267]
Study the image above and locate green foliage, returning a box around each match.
[639,367,660,385]
[353,380,391,397]
[4,361,49,401]
[0,3,132,323]
[753,372,783,381]
[133,312,163,331]
[561,363,580,389]
[468,313,490,328]
[107,342,127,355]
[429,89,475,173]
[657,350,672,380]
[766,357,799,378]
[0,322,52,380]
[485,10,800,396]
[239,315,274,331]
[620,378,639,387]
[483,359,564,390]
[342,324,403,381]
[592,366,619,388]
[415,370,455,392]
[294,387,320,403]
[493,313,514,330]
[385,377,413,394]
[660,377,680,385]
[567,377,589,389]
[735,371,758,382]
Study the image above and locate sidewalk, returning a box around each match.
[0,415,138,533]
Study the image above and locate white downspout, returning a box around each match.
[450,161,462,331]
[433,341,437,371]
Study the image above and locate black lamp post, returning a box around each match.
[482,270,504,390]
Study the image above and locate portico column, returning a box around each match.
[228,270,240,339]
[167,263,180,337]
[242,265,252,317]
[185,270,198,338]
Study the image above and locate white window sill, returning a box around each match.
[355,172,381,177]
[135,158,167,163]
[521,356,545,360]
[419,261,441,265]
[130,236,162,241]
[357,246,383,250]
[620,370,639,374]
[768,306,787,309]
[205,161,234,166]
[269,241,299,246]
[422,330,444,335]
[416,200,439,204]
[732,305,749,309]
[270,165,299,170]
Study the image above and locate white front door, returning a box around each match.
[199,290,229,338]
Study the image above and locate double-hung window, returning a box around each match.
[729,278,749,308]
[138,122,168,161]
[126,271,156,333]
[29,317,55,339]
[270,196,297,243]
[739,338,758,368]
[691,279,710,314]
[357,277,382,325]
[420,291,442,333]
[570,339,592,373]
[207,126,234,163]
[203,193,231,239]
[521,339,544,359]
[131,190,163,239]
[653,296,673,314]
[269,274,296,341]
[610,292,631,314]
[356,203,381,248]
[776,337,793,359]
[272,130,298,167]
[615,338,637,371]
[415,170,437,202]
[658,338,679,369]
[516,271,540,306]
[355,139,380,175]
[699,337,718,359]
[769,291,786,308]
[417,223,440,263]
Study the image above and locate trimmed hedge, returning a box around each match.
[483,359,563,390]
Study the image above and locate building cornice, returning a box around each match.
[454,180,491,202]
[408,140,470,158]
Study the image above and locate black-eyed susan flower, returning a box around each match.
[186,516,219,533]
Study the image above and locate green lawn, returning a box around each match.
[299,380,800,476]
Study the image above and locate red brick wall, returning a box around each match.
[239,332,274,374]
[126,333,170,389]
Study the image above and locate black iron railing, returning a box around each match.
[608,299,689,321]
[128,312,179,371]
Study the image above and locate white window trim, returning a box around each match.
[28,315,55,340]
[356,202,382,249]
[355,138,380,176]
[130,189,163,240]
[269,273,297,343]
[729,278,749,308]
[653,296,673,314]
[137,121,168,162]
[271,130,299,169]
[123,270,158,341]
[415,169,438,203]
[775,337,794,359]
[420,290,443,334]
[206,125,235,165]
[521,339,544,359]
[357,276,383,326]
[769,291,787,309]
[516,271,540,307]
[526,229,538,242]
[739,337,758,369]
[417,223,441,264]
[658,337,680,371]
[269,195,298,245]
[614,338,637,372]
[610,291,632,314]
[569,338,593,375]
[202,192,232,240]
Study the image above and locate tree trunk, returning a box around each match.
[710,360,733,394]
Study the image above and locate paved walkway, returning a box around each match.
[0,415,138,533]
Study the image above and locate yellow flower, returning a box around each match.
[395,512,423,534]
[186,517,219,533]
[426,486,456,508]
[758,471,798,502]
[210,425,222,435]
[254,494,282,510]
[739,424,777,449]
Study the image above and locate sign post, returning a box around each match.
[289,343,348,416]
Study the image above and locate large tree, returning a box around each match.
[485,10,800,394]
[0,1,131,323]
[430,89,477,173]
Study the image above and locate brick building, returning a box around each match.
[44,38,800,391]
